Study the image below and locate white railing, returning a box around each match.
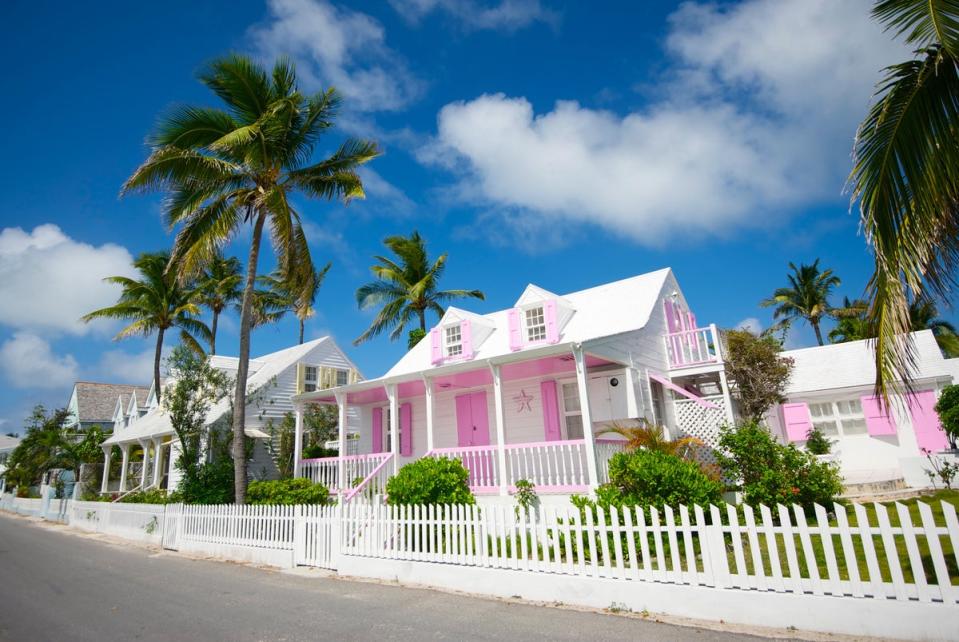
[300,453,392,493]
[179,503,295,550]
[343,454,393,503]
[427,440,591,492]
[665,324,721,369]
[594,439,627,483]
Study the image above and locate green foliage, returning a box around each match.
[760,259,841,346]
[587,450,723,509]
[718,421,843,509]
[170,457,235,505]
[197,254,243,355]
[253,263,332,344]
[247,478,330,505]
[513,479,538,514]
[723,329,795,421]
[386,457,475,506]
[303,444,338,459]
[120,489,171,504]
[267,413,296,479]
[804,425,833,455]
[935,384,959,444]
[407,328,426,350]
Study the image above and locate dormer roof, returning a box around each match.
[515,284,574,309]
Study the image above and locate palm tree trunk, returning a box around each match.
[232,211,267,505]
[153,327,165,403]
[299,319,304,345]
[210,309,219,355]
[418,308,426,331]
[812,319,824,346]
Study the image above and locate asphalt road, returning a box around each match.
[0,512,770,642]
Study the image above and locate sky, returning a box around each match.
[0,0,938,434]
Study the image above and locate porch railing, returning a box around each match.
[665,324,722,369]
[300,453,392,492]
[595,439,627,483]
[427,440,592,493]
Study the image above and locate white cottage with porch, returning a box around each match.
[292,268,733,501]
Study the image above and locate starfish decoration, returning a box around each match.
[513,389,534,413]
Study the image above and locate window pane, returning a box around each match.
[842,418,867,435]
[444,324,462,357]
[305,366,317,381]
[562,383,581,412]
[809,404,822,418]
[565,414,584,440]
[814,420,839,436]
[336,369,349,386]
[525,306,547,342]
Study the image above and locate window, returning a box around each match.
[525,306,547,342]
[809,398,867,437]
[561,381,584,439]
[336,369,349,386]
[304,365,318,392]
[444,324,462,357]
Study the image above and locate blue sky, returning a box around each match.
[0,0,937,434]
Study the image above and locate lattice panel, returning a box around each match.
[672,395,728,465]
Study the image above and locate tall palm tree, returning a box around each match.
[848,0,959,397]
[828,297,872,344]
[760,260,842,346]
[909,297,959,358]
[198,254,243,355]
[120,55,378,503]
[255,262,331,343]
[354,231,485,345]
[82,252,210,401]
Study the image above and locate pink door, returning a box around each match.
[455,391,490,447]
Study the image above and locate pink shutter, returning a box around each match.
[372,407,383,453]
[507,308,522,351]
[861,395,897,436]
[544,299,560,344]
[541,379,562,441]
[781,403,812,442]
[399,402,413,456]
[455,393,473,447]
[688,312,697,330]
[664,300,678,332]
[909,390,950,452]
[460,320,474,359]
[430,328,443,365]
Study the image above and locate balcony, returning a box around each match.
[665,324,723,370]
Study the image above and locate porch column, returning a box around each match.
[138,441,149,488]
[118,444,130,492]
[151,438,163,488]
[336,393,348,490]
[573,346,599,489]
[423,376,435,452]
[490,363,509,496]
[624,366,641,418]
[100,447,112,494]
[293,404,304,478]
[387,383,399,474]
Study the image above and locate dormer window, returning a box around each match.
[304,366,318,392]
[524,306,547,342]
[444,324,463,358]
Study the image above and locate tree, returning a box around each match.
[723,329,795,421]
[908,297,959,358]
[198,254,243,355]
[82,252,210,401]
[597,420,703,458]
[255,262,332,344]
[847,0,959,398]
[760,260,841,346]
[354,231,485,345]
[828,297,871,344]
[934,384,959,448]
[120,55,378,503]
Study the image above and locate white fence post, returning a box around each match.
[293,504,304,566]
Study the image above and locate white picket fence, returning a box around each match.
[71,501,167,544]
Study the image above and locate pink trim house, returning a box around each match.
[292,269,735,500]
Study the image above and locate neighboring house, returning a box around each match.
[110,385,153,432]
[99,337,361,494]
[294,268,735,501]
[765,330,958,489]
[64,382,150,433]
[0,434,22,493]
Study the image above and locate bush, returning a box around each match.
[119,489,170,504]
[303,444,338,459]
[170,457,235,505]
[385,457,475,506]
[247,478,330,505]
[718,421,843,509]
[804,425,832,455]
[584,449,723,509]
[934,384,959,447]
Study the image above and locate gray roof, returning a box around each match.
[0,435,20,451]
[72,382,150,423]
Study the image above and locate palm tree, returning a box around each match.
[909,297,959,358]
[255,262,331,343]
[597,420,703,458]
[828,297,872,344]
[847,1,959,397]
[760,260,841,346]
[119,55,378,503]
[198,254,243,355]
[82,252,210,401]
[354,231,485,345]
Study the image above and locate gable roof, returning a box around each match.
[0,435,20,451]
[383,268,673,379]
[71,382,150,424]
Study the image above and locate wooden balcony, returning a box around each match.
[664,324,724,370]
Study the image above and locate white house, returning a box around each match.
[766,330,958,489]
[64,382,151,432]
[293,268,735,502]
[0,434,21,494]
[100,336,361,495]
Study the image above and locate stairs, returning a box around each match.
[841,478,912,502]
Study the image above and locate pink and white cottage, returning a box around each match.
[292,268,735,501]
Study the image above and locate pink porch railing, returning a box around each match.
[300,453,391,492]
[664,324,722,369]
[427,440,592,493]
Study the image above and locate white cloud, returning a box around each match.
[735,317,763,335]
[0,333,78,390]
[424,0,910,246]
[0,224,135,336]
[96,346,164,386]
[357,167,416,216]
[389,0,558,31]
[251,0,423,112]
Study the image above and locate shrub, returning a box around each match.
[303,444,338,459]
[718,421,843,509]
[723,329,794,421]
[120,489,170,504]
[385,457,475,506]
[513,479,538,514]
[170,457,235,505]
[586,449,723,509]
[247,478,330,505]
[934,384,959,446]
[804,425,833,455]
